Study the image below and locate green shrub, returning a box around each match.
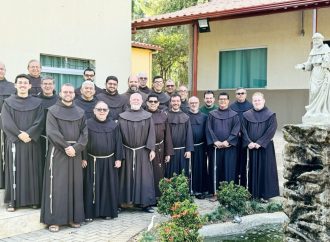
[158,173,193,215]
[217,181,251,215]
[267,202,283,213]
[158,199,203,242]
[139,231,156,242]
[204,205,231,222]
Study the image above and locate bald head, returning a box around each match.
[130,93,143,110]
[0,62,6,80]
[189,96,200,113]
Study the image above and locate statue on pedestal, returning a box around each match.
[295,33,330,125]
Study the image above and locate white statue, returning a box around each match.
[295,33,330,125]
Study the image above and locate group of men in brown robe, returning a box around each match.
[0,64,280,232]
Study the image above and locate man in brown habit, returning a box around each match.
[40,83,88,232]
[146,94,173,198]
[96,76,127,121]
[1,74,44,211]
[26,59,42,95]
[118,93,156,213]
[0,62,15,189]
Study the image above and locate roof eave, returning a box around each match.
[132,0,330,30]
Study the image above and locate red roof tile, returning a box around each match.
[131,41,163,51]
[132,0,330,30]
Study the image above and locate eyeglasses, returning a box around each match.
[219,98,228,101]
[236,92,246,95]
[84,74,94,78]
[153,81,163,84]
[148,100,159,103]
[95,108,109,112]
[166,85,174,87]
[139,77,147,80]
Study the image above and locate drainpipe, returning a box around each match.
[192,22,198,96]
[312,9,318,34]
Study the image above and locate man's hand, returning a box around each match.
[248,142,256,149]
[149,150,155,161]
[164,155,170,163]
[81,160,87,168]
[65,146,76,157]
[214,141,222,149]
[184,151,191,159]
[255,143,261,149]
[18,131,31,143]
[222,140,231,148]
[114,160,121,168]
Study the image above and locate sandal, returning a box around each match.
[49,225,59,232]
[69,223,81,228]
[7,204,15,212]
[209,195,217,202]
[260,198,269,203]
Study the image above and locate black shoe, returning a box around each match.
[142,207,155,213]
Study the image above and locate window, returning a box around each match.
[219,48,267,89]
[40,54,95,92]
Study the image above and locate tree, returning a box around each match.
[132,0,207,84]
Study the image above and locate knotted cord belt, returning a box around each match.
[1,129,4,172]
[123,144,146,181]
[11,143,16,201]
[49,141,76,214]
[88,153,114,204]
[194,141,204,147]
[213,146,218,195]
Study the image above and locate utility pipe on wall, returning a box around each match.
[312,9,318,34]
[192,22,198,96]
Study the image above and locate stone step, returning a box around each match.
[0,189,45,239]
[0,189,4,207]
[0,207,45,239]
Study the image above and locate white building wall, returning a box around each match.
[197,8,330,91]
[0,0,131,92]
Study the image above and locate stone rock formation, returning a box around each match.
[283,124,330,242]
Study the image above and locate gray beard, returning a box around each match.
[131,104,141,110]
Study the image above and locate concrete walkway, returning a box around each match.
[0,131,285,242]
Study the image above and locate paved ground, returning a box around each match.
[1,132,285,242]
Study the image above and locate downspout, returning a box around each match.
[192,22,198,96]
[312,9,317,34]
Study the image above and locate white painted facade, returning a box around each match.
[0,0,131,92]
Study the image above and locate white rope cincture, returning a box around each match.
[1,129,5,171]
[49,141,76,214]
[155,140,164,146]
[213,146,218,195]
[49,147,55,214]
[88,153,114,204]
[193,141,204,147]
[123,144,146,181]
[11,143,16,201]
